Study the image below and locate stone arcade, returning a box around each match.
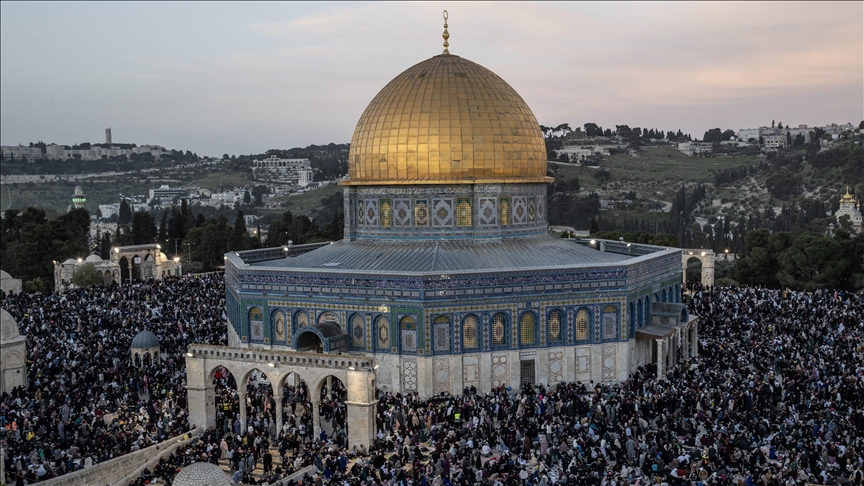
[187,26,696,449]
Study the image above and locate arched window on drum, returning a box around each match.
[375,316,390,350]
[400,316,417,352]
[432,316,451,352]
[491,313,508,347]
[249,307,264,342]
[602,305,618,340]
[547,310,563,344]
[293,310,309,334]
[350,314,365,348]
[575,308,590,342]
[272,311,286,342]
[462,315,479,349]
[520,312,536,346]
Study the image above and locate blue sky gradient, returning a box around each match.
[2,2,861,155]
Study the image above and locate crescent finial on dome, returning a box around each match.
[442,10,450,55]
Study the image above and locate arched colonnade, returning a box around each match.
[185,344,376,449]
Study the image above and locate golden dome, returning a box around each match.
[344,54,550,185]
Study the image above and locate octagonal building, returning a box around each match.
[223,38,693,395]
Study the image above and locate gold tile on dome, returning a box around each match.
[344,54,550,186]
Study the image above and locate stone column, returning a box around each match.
[185,355,216,431]
[275,400,284,439]
[681,326,693,361]
[691,322,699,357]
[326,376,333,400]
[345,368,376,450]
[238,391,247,434]
[312,398,321,442]
[655,339,664,380]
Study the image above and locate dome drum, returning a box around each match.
[344,182,548,241]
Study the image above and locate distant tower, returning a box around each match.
[105,127,112,145]
[72,185,86,210]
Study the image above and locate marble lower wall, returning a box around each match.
[372,341,642,397]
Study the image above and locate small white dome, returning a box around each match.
[1,309,21,341]
[172,462,233,486]
[85,254,103,262]
[63,258,77,265]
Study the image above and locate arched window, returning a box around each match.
[575,309,590,341]
[457,198,472,226]
[294,311,308,332]
[273,311,286,341]
[662,288,667,302]
[376,316,389,350]
[637,299,644,327]
[381,199,392,227]
[350,314,365,348]
[602,305,618,340]
[492,313,507,347]
[520,312,535,345]
[433,316,450,352]
[400,316,417,352]
[249,307,264,341]
[462,315,478,349]
[499,198,510,226]
[644,299,651,324]
[548,310,562,343]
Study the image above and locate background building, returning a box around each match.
[252,155,314,187]
[72,185,86,210]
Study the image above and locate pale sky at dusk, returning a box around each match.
[1,2,861,156]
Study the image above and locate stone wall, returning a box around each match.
[114,429,202,486]
[38,429,200,486]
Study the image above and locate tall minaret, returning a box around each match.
[72,185,86,210]
[105,127,112,145]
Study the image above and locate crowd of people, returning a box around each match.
[3,274,864,486]
[0,274,227,484]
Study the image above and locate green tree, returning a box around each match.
[181,199,195,233]
[131,211,158,245]
[252,185,269,206]
[733,229,777,287]
[702,128,722,143]
[229,210,248,251]
[589,217,599,235]
[158,210,169,248]
[765,171,803,200]
[72,262,104,287]
[776,233,846,290]
[99,231,112,260]
[118,199,133,225]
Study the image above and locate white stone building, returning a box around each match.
[252,155,314,187]
[0,270,23,296]
[835,187,862,234]
[54,254,120,291]
[0,309,27,393]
